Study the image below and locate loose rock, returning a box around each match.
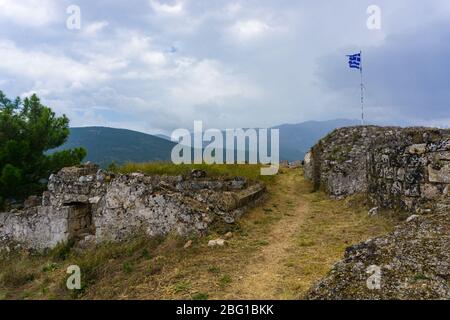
[208,239,226,247]
[183,240,193,249]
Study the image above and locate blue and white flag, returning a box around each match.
[347,52,361,69]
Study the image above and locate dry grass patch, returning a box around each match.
[0,167,399,300]
[117,162,276,185]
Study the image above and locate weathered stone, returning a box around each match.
[88,196,102,204]
[42,191,51,206]
[422,184,441,199]
[191,169,206,178]
[183,240,193,249]
[368,207,379,216]
[0,206,71,250]
[303,151,313,180]
[408,144,427,155]
[304,126,450,214]
[406,214,420,222]
[306,214,450,300]
[428,163,450,183]
[224,232,233,239]
[23,195,41,208]
[433,151,450,161]
[208,239,226,247]
[0,164,265,250]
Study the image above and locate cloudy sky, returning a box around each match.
[0,0,449,134]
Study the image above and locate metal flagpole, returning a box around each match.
[360,50,364,125]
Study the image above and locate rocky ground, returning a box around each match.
[306,214,450,300]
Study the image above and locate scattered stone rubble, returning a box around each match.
[0,163,265,250]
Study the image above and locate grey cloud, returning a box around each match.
[0,0,448,133]
[316,18,450,124]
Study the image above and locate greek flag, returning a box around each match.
[347,52,361,69]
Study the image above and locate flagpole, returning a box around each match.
[360,50,364,125]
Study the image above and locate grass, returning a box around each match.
[0,167,398,300]
[279,184,398,298]
[413,273,429,281]
[42,262,59,273]
[116,162,276,185]
[1,265,35,287]
[219,274,232,287]
[0,234,169,299]
[207,266,221,274]
[192,292,209,300]
[171,281,191,293]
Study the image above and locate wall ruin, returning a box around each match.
[0,164,265,250]
[304,126,450,214]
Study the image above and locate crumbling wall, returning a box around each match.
[306,213,450,300]
[0,164,265,249]
[0,206,71,250]
[304,126,450,213]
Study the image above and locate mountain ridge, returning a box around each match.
[55,119,361,166]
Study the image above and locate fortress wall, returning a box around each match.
[304,126,450,213]
[0,164,265,249]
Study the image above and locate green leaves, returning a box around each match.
[45,148,87,173]
[0,90,86,205]
[0,164,23,197]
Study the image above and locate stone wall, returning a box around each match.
[0,206,71,250]
[0,164,265,249]
[306,213,450,300]
[304,126,450,214]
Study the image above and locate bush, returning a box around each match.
[0,90,86,202]
[192,292,209,300]
[49,240,74,261]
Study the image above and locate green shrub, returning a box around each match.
[0,90,86,202]
[219,274,232,287]
[192,292,209,300]
[122,262,133,274]
[49,240,74,261]
[42,262,59,272]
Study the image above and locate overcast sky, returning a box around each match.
[0,0,449,134]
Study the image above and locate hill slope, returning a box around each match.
[53,127,176,168]
[274,119,359,161]
[54,119,359,167]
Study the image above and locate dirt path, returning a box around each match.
[222,172,310,299]
[223,210,309,299]
[82,168,394,300]
[0,168,396,300]
[217,168,395,300]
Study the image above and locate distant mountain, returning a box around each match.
[154,134,172,141]
[173,119,360,161]
[53,127,176,168]
[273,119,360,161]
[54,119,359,167]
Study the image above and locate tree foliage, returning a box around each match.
[0,90,86,205]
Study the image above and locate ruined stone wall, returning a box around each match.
[304,126,450,214]
[0,206,71,250]
[0,164,265,249]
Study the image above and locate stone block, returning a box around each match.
[408,144,427,155]
[422,184,441,199]
[428,164,450,183]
